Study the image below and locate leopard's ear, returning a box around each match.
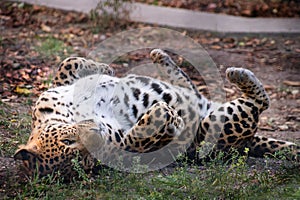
[76,120,105,153]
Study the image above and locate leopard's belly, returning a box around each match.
[44,74,210,136]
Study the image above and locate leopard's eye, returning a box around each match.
[61,139,75,145]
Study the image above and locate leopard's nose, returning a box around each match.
[14,148,41,175]
[14,149,37,161]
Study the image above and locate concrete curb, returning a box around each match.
[15,0,300,33]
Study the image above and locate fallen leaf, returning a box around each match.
[210,45,222,50]
[222,38,235,43]
[264,85,275,90]
[284,40,294,45]
[283,81,300,87]
[223,87,236,95]
[41,24,52,32]
[207,3,217,10]
[15,86,31,95]
[241,9,252,16]
[278,125,289,131]
[197,85,208,91]
[259,126,275,131]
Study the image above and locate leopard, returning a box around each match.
[14,49,300,177]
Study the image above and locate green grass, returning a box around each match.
[35,37,72,58]
[0,102,31,156]
[3,149,299,199]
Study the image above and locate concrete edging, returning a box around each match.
[16,0,300,33]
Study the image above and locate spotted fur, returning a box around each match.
[14,49,299,177]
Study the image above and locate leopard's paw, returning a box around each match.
[226,67,256,86]
[150,49,170,64]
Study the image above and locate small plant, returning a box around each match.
[89,0,133,32]
[71,152,90,183]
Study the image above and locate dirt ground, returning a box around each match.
[0,1,299,193]
[135,0,300,17]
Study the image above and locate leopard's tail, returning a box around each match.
[226,67,270,113]
[247,135,300,161]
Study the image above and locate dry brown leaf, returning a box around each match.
[197,85,208,91]
[241,9,252,16]
[264,84,275,90]
[15,86,31,95]
[283,80,300,87]
[223,87,236,95]
[41,24,52,32]
[210,45,222,50]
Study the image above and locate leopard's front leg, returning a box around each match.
[150,49,201,98]
[84,101,185,167]
[113,102,185,153]
[53,57,114,87]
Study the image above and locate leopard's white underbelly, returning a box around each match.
[37,74,212,135]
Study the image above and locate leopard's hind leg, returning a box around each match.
[199,67,299,160]
[226,67,269,113]
[53,57,114,87]
[226,68,299,160]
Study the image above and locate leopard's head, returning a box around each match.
[14,120,104,177]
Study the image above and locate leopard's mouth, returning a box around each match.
[19,159,35,176]
[14,149,42,176]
